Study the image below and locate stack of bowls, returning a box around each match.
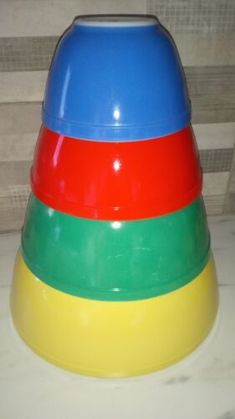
[11,15,218,377]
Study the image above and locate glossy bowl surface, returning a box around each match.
[21,194,210,301]
[11,252,218,377]
[32,126,201,220]
[42,16,190,140]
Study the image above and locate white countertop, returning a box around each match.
[1,215,235,419]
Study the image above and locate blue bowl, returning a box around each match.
[42,15,191,141]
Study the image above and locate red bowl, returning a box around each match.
[31,126,202,220]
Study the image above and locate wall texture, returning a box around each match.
[0,0,235,232]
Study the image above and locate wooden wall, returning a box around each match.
[0,0,235,232]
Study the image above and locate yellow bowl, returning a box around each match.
[10,251,218,377]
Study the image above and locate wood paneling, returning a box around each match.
[148,0,235,33]
[0,133,36,162]
[0,0,147,37]
[204,195,226,216]
[0,71,46,103]
[0,161,31,187]
[0,103,41,135]
[224,148,235,213]
[193,123,235,150]
[174,33,235,66]
[199,149,233,173]
[0,37,58,72]
[1,0,234,36]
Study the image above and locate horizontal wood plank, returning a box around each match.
[1,0,234,36]
[148,0,235,33]
[0,133,37,162]
[174,33,235,66]
[0,207,26,232]
[193,122,235,150]
[0,161,31,187]
[0,71,47,103]
[199,149,233,173]
[0,0,147,37]
[0,37,58,72]
[0,103,41,135]
[203,194,226,216]
[203,172,230,195]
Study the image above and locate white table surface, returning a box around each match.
[0,215,235,419]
